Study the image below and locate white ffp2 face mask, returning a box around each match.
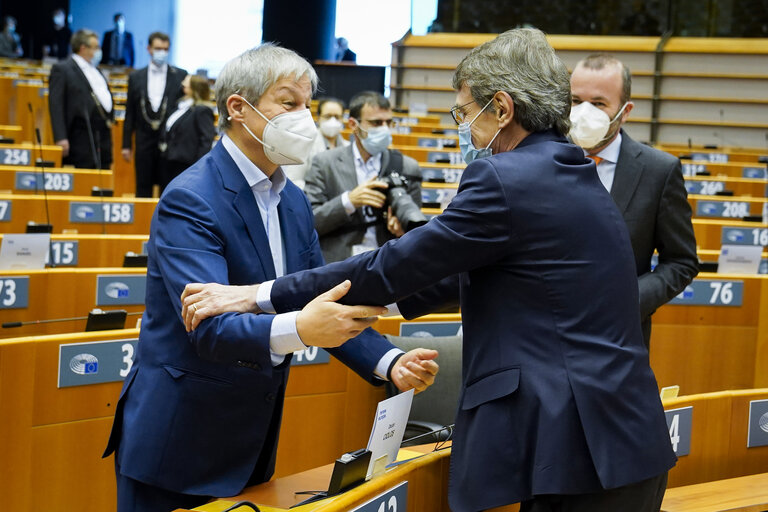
[319,117,343,139]
[569,101,627,149]
[239,96,318,166]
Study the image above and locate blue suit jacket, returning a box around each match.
[268,130,677,511]
[104,141,396,496]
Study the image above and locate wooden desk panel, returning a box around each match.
[0,142,62,167]
[0,268,146,338]
[0,193,156,235]
[692,218,768,251]
[662,472,768,512]
[0,165,112,196]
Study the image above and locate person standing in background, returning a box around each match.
[49,29,113,169]
[284,97,349,188]
[158,74,215,193]
[0,17,22,58]
[122,31,187,197]
[569,54,698,348]
[101,13,134,67]
[43,9,72,60]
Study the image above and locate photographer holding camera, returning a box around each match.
[304,91,424,263]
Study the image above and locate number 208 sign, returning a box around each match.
[58,338,138,388]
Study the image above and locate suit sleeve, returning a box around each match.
[638,159,699,318]
[193,106,215,160]
[100,33,109,65]
[126,33,134,67]
[304,154,356,236]
[122,73,137,149]
[152,185,276,365]
[271,157,514,312]
[48,64,68,141]
[288,189,398,384]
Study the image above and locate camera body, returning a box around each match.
[379,171,428,232]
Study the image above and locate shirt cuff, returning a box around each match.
[269,311,306,366]
[383,303,401,317]
[373,348,405,381]
[341,191,355,215]
[256,280,276,314]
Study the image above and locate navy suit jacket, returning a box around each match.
[268,130,677,511]
[101,29,134,67]
[104,140,396,497]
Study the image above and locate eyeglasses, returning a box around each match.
[450,100,476,125]
[362,118,397,128]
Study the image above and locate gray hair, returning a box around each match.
[575,54,632,105]
[215,43,318,131]
[452,28,572,137]
[71,29,98,54]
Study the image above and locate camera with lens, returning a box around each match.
[379,172,428,232]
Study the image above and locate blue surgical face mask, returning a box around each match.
[151,49,169,67]
[359,125,392,155]
[458,98,501,164]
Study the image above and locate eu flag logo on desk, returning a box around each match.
[69,353,99,375]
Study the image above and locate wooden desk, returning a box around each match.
[187,445,453,512]
[0,327,388,512]
[0,142,62,167]
[0,267,146,338]
[692,218,768,251]
[661,473,768,512]
[0,193,156,235]
[0,165,113,196]
[0,233,148,267]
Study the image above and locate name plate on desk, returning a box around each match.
[15,171,74,192]
[0,276,29,309]
[691,152,728,163]
[696,200,750,218]
[427,151,463,165]
[743,167,767,179]
[665,406,692,456]
[670,279,743,306]
[46,240,79,266]
[96,274,146,306]
[682,163,707,176]
[420,167,463,183]
[69,202,135,224]
[400,321,462,337]
[685,180,725,196]
[417,137,457,149]
[722,227,768,246]
[421,188,457,209]
[291,346,330,366]
[58,338,138,388]
[1,148,31,166]
[351,481,408,512]
[747,399,768,448]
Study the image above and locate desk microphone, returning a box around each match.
[83,107,107,234]
[400,423,455,447]
[2,309,140,331]
[27,103,55,266]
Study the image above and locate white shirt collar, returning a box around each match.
[220,134,287,195]
[72,53,93,70]
[149,61,167,74]
[590,132,623,164]
[352,139,382,168]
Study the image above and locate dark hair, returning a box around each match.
[348,91,390,121]
[188,75,211,103]
[576,54,632,105]
[148,31,170,46]
[317,97,345,116]
[113,13,125,23]
[71,29,98,53]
